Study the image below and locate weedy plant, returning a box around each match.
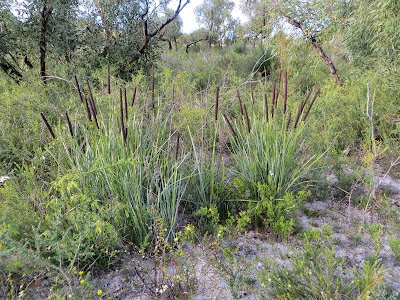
[132,214,199,299]
[388,236,400,261]
[258,227,386,299]
[204,225,256,299]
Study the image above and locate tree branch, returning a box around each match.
[185,37,208,53]
[139,0,190,53]
[281,12,341,86]
[94,1,113,41]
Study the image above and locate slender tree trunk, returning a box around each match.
[40,2,52,83]
[281,13,341,86]
[310,37,341,86]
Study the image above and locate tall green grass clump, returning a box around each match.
[227,91,321,200]
[54,107,187,250]
[223,81,323,236]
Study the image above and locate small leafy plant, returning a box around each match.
[258,226,386,299]
[388,236,400,260]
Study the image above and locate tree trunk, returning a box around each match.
[40,2,52,83]
[185,38,208,53]
[310,37,341,86]
[281,13,341,86]
[160,37,172,50]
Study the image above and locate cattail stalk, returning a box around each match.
[276,70,282,106]
[214,86,220,121]
[86,79,97,116]
[124,127,127,144]
[264,93,269,123]
[250,80,255,107]
[271,80,276,118]
[244,104,251,133]
[175,132,180,160]
[89,98,99,129]
[124,88,128,122]
[74,75,84,103]
[172,81,175,102]
[223,114,236,136]
[236,87,244,116]
[40,112,56,139]
[283,71,288,115]
[120,88,125,143]
[84,95,92,121]
[264,67,268,90]
[151,66,155,110]
[294,90,311,129]
[286,111,292,131]
[107,64,111,94]
[302,87,320,122]
[65,112,73,137]
[131,87,137,106]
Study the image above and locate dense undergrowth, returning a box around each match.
[1,43,400,299]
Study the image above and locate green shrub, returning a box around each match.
[232,42,246,54]
[242,187,309,239]
[34,175,120,269]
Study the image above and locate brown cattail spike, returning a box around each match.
[175,132,180,160]
[302,88,312,109]
[264,67,268,90]
[264,93,269,123]
[131,87,137,106]
[214,86,220,121]
[89,98,99,129]
[294,90,311,129]
[276,70,282,106]
[40,112,56,139]
[236,87,244,116]
[65,112,73,137]
[223,114,237,136]
[123,127,127,144]
[74,75,84,103]
[302,87,320,122]
[84,95,92,121]
[120,88,125,140]
[244,104,251,133]
[86,79,97,116]
[286,111,292,131]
